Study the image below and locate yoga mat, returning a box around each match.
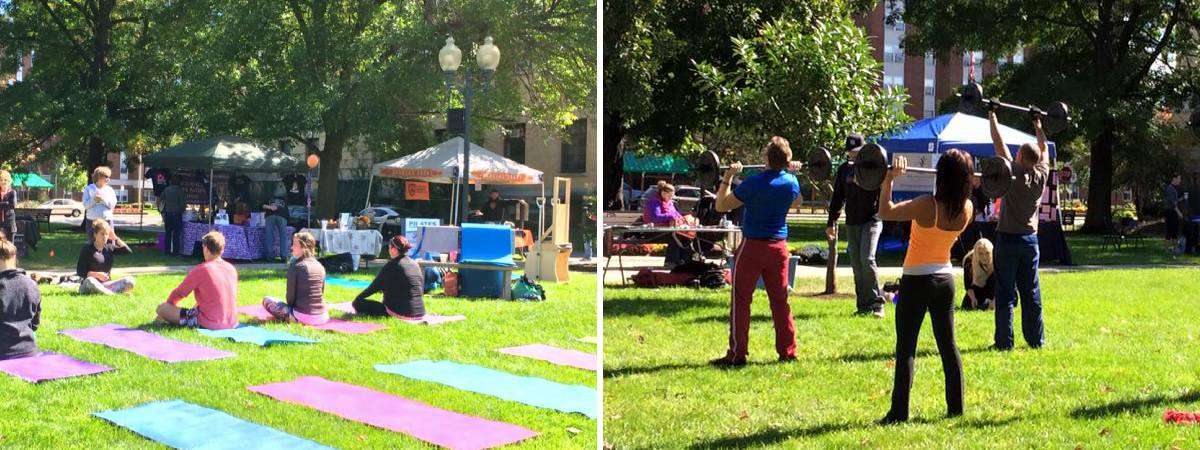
[376,360,597,419]
[198,325,317,346]
[0,352,113,383]
[237,304,276,321]
[61,324,235,363]
[327,301,357,314]
[238,305,384,334]
[498,344,598,371]
[400,314,467,325]
[325,277,371,290]
[248,376,538,449]
[575,336,597,344]
[95,399,332,450]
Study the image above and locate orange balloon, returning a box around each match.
[306,154,320,168]
[49,249,55,258]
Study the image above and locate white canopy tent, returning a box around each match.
[366,137,545,224]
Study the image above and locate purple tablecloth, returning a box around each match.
[178,222,294,260]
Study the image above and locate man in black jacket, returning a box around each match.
[826,134,885,317]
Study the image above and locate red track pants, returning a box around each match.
[724,238,795,360]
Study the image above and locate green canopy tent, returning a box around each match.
[143,136,303,218]
[12,173,53,189]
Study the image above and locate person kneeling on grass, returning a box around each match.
[76,219,135,295]
[156,231,238,329]
[352,235,426,319]
[961,238,996,311]
[0,237,41,360]
[261,231,329,325]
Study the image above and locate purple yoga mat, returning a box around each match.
[238,305,385,334]
[60,324,235,363]
[497,344,598,371]
[248,376,538,450]
[327,302,357,314]
[0,352,113,383]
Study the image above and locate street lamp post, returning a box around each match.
[439,36,500,225]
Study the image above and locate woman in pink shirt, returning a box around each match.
[155,231,239,329]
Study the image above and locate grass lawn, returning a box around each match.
[1,269,598,449]
[22,228,186,270]
[604,267,1200,448]
[785,219,1200,267]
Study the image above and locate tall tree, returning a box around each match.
[178,0,594,218]
[899,0,1200,231]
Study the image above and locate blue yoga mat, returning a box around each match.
[459,223,515,267]
[198,325,316,346]
[375,360,597,419]
[95,399,333,450]
[325,277,371,289]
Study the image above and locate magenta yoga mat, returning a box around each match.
[247,376,538,450]
[0,352,113,383]
[237,305,386,334]
[60,324,235,363]
[497,344,598,371]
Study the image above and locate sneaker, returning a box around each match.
[708,356,747,368]
[778,355,797,363]
[877,413,907,425]
[988,344,1013,352]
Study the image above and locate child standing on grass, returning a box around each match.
[262,231,329,325]
[0,237,40,360]
[76,219,135,295]
[352,235,426,319]
[156,231,238,329]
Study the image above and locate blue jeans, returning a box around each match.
[264,215,289,260]
[162,211,183,255]
[846,221,884,312]
[993,232,1043,349]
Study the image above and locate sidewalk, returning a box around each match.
[600,255,1199,284]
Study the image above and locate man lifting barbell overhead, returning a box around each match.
[826,133,887,318]
[989,107,1050,351]
[710,136,805,368]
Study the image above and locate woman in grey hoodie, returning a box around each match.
[0,237,40,360]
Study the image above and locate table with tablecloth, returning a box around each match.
[952,220,1072,265]
[177,222,295,260]
[299,228,383,257]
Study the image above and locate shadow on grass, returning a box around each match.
[1069,389,1200,419]
[604,361,712,378]
[686,311,829,324]
[834,346,997,363]
[604,296,722,318]
[685,422,857,448]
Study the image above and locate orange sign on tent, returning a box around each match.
[405,181,431,200]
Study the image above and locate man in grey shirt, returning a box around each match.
[1164,175,1183,254]
[989,110,1049,351]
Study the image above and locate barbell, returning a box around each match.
[823,143,1015,198]
[959,81,1070,135]
[692,148,833,188]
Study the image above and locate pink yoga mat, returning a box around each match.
[0,352,113,383]
[327,302,357,314]
[60,324,235,363]
[248,376,538,450]
[237,305,385,334]
[497,344,598,371]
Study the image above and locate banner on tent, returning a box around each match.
[176,171,230,205]
[380,167,442,179]
[469,170,538,184]
[405,182,430,200]
[892,152,938,193]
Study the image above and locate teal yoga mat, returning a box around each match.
[198,325,317,346]
[375,360,597,419]
[95,399,332,449]
[325,277,371,289]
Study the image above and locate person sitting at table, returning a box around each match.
[961,238,996,310]
[473,189,506,223]
[352,235,426,319]
[0,236,41,360]
[76,219,135,295]
[0,170,16,240]
[262,197,289,262]
[231,201,251,225]
[642,181,696,268]
[155,231,238,330]
[262,231,329,325]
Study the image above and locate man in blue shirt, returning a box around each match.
[711,136,804,367]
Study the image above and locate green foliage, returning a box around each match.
[1112,202,1138,222]
[694,9,909,156]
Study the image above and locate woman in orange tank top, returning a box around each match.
[877,148,975,424]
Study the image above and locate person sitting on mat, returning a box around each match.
[961,238,996,311]
[76,219,135,295]
[878,149,974,424]
[0,237,41,360]
[352,235,426,319]
[262,231,329,325]
[156,231,238,330]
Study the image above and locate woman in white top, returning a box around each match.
[81,166,117,237]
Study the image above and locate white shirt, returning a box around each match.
[82,183,117,221]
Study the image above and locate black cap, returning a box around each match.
[845,134,865,152]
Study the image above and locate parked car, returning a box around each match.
[358,206,401,224]
[37,199,83,217]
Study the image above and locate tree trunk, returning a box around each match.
[1081,122,1115,232]
[603,111,625,209]
[315,131,347,219]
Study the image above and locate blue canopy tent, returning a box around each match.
[871,112,1056,201]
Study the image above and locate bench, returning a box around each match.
[15,208,51,232]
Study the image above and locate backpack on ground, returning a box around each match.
[511,276,546,301]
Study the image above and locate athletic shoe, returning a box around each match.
[708,356,747,368]
[877,413,906,425]
[778,355,797,363]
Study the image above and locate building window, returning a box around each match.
[560,119,587,173]
[503,123,526,164]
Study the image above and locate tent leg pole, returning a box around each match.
[365,174,374,210]
[208,169,214,228]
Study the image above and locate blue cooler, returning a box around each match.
[458,268,507,298]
